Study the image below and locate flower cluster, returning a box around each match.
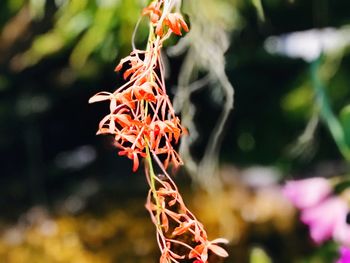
[89,0,188,171]
[145,166,228,263]
[90,1,229,262]
[283,178,350,246]
[142,0,189,37]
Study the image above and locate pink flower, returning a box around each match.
[301,197,348,244]
[334,213,350,247]
[337,247,350,263]
[283,178,332,209]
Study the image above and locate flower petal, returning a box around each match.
[89,92,112,103]
[210,238,229,244]
[208,244,229,258]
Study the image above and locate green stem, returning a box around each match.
[143,99,161,227]
[145,145,162,228]
[311,56,350,161]
[144,20,162,231]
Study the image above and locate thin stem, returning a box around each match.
[311,56,350,161]
[145,144,162,228]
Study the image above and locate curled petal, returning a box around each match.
[164,13,189,36]
[172,222,190,236]
[118,148,145,172]
[110,99,117,112]
[115,56,132,71]
[166,13,181,35]
[161,211,169,232]
[210,238,229,244]
[142,1,162,23]
[114,113,134,127]
[96,128,110,135]
[176,13,189,32]
[132,152,139,172]
[98,114,113,131]
[89,92,112,103]
[208,244,229,258]
[156,22,164,36]
[189,244,205,259]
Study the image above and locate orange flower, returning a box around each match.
[142,1,189,37]
[142,1,162,24]
[145,169,228,262]
[160,242,185,263]
[163,13,189,36]
[118,147,146,172]
[90,40,185,171]
[189,238,229,263]
[172,219,203,242]
[155,12,189,37]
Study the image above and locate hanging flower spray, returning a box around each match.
[89,0,229,262]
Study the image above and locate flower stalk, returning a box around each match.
[90,0,229,262]
[145,143,162,228]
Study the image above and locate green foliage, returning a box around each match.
[251,0,265,22]
[300,242,339,263]
[13,0,143,71]
[334,178,350,194]
[250,247,272,263]
[311,57,350,161]
[340,104,350,147]
[282,79,314,120]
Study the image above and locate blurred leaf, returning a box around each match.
[307,242,339,263]
[17,1,93,69]
[340,104,350,147]
[60,11,93,36]
[334,179,350,194]
[282,81,313,119]
[70,5,118,69]
[250,247,272,263]
[56,0,89,19]
[251,0,265,22]
[311,58,350,161]
[14,0,143,70]
[7,0,26,13]
[0,75,9,91]
[18,32,64,68]
[29,0,46,19]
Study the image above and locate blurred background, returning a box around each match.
[0,0,350,262]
